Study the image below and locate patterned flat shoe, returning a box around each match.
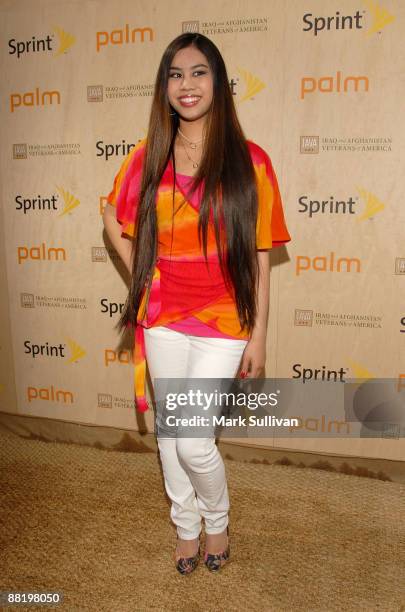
[204,526,230,572]
[174,537,200,575]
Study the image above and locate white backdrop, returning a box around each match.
[0,0,404,462]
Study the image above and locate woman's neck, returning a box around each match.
[177,118,206,143]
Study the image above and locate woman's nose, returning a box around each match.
[180,76,194,89]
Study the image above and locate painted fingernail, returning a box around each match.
[240,371,246,378]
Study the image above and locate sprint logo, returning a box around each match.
[303,1,395,37]
[14,188,79,215]
[346,359,375,380]
[66,337,86,363]
[24,338,86,362]
[53,26,76,55]
[363,0,395,36]
[56,186,80,216]
[356,187,385,221]
[8,26,76,59]
[236,68,265,103]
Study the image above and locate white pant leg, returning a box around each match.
[144,326,202,539]
[144,326,247,538]
[176,334,248,534]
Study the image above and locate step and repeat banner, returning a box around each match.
[0,0,404,461]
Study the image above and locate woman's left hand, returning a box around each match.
[239,335,266,378]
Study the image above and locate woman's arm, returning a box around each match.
[102,203,134,274]
[239,249,270,378]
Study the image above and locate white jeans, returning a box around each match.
[144,325,248,540]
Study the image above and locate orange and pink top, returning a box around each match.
[107,137,291,413]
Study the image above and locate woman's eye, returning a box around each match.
[169,71,207,79]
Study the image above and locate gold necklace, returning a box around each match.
[177,132,203,169]
[177,127,205,149]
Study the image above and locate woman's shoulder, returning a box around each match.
[114,137,147,180]
[245,139,272,168]
[126,137,147,164]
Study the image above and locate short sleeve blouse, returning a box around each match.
[106,138,291,412]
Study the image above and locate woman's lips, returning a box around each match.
[178,96,201,107]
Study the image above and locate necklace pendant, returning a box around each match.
[190,143,197,149]
[193,162,198,168]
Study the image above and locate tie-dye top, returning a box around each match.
[106,137,291,412]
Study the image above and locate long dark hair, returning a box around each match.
[116,32,259,336]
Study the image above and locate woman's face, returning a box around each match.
[167,45,214,123]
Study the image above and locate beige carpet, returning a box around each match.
[0,428,404,612]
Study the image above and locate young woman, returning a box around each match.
[103,32,291,575]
